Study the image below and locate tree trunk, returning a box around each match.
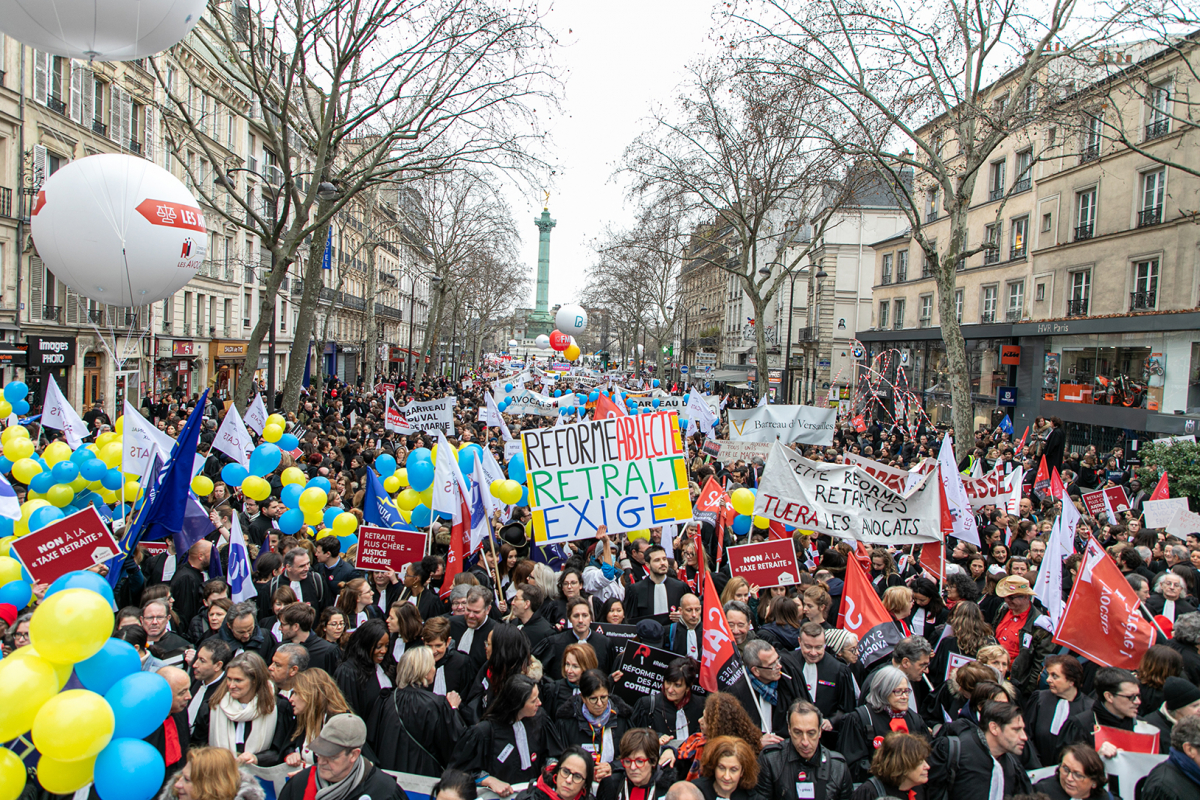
[233,249,293,413]
[420,283,446,378]
[937,215,975,461]
[752,293,769,402]
[282,209,333,411]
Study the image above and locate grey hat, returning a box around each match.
[309,713,366,757]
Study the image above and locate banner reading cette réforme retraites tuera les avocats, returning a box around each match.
[521,410,695,543]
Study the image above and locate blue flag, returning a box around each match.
[139,390,209,546]
[106,450,166,588]
[174,493,217,555]
[227,514,255,603]
[530,541,569,571]
[363,468,415,530]
[999,414,1014,435]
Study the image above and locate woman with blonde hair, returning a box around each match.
[166,747,263,800]
[284,669,351,767]
[881,586,914,637]
[370,645,466,776]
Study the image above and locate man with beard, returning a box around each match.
[625,545,688,623]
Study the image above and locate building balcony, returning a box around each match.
[989,186,1004,202]
[128,139,142,155]
[42,305,62,321]
[47,96,67,116]
[795,326,816,342]
[925,211,938,223]
[1067,298,1089,316]
[87,309,105,325]
[1012,178,1031,194]
[919,316,931,328]
[1074,223,1094,241]
[92,119,107,137]
[1145,119,1170,141]
[892,320,904,330]
[984,248,1000,265]
[881,272,892,285]
[162,319,172,333]
[1080,144,1100,163]
[1011,246,1026,260]
[896,269,907,283]
[1006,307,1023,322]
[1130,291,1157,311]
[981,310,996,324]
[1137,206,1162,228]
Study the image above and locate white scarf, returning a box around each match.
[1163,599,1176,622]
[1050,698,1070,735]
[209,693,278,756]
[433,665,447,696]
[376,664,393,689]
[162,554,178,581]
[912,608,927,636]
[392,638,406,662]
[458,626,476,654]
[803,662,819,701]
[675,707,688,740]
[513,720,532,770]
[988,756,1005,800]
[653,581,668,615]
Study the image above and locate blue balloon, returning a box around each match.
[457,446,478,474]
[278,508,304,535]
[559,407,568,416]
[51,462,80,484]
[0,456,12,474]
[516,485,529,507]
[12,399,29,416]
[47,570,116,606]
[554,389,562,398]
[589,391,599,402]
[221,462,249,487]
[323,507,341,529]
[278,433,299,451]
[76,638,141,695]
[101,468,124,491]
[81,458,109,482]
[3,381,28,403]
[106,672,172,739]
[651,398,661,409]
[71,447,97,464]
[249,444,282,477]
[93,738,165,800]
[406,448,432,470]
[375,454,398,477]
[505,383,514,392]
[29,506,64,532]
[408,460,434,492]
[508,452,526,484]
[307,476,332,494]
[0,579,32,609]
[0,517,11,537]
[732,514,752,537]
[410,504,432,527]
[337,533,358,551]
[280,484,303,508]
[683,394,690,403]
[652,379,660,388]
[29,472,55,494]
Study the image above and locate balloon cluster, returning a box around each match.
[0,573,174,800]
[548,331,581,362]
[729,487,770,537]
[389,443,530,526]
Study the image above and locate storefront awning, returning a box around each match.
[709,369,748,381]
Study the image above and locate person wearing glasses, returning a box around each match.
[1032,743,1112,800]
[515,745,595,800]
[3,610,31,655]
[556,669,633,780]
[836,666,928,782]
[596,728,678,800]
[1060,667,1159,753]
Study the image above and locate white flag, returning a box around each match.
[1033,486,1078,629]
[687,391,719,437]
[757,393,769,408]
[484,392,513,442]
[122,400,177,477]
[42,374,90,449]
[0,472,21,520]
[213,403,253,468]
[937,436,980,546]
[431,430,470,519]
[226,512,255,603]
[244,394,268,434]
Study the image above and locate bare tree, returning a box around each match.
[457,251,531,367]
[620,60,851,399]
[157,0,556,410]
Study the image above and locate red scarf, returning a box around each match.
[303,767,319,800]
[163,716,182,767]
[536,775,572,800]
[889,713,909,733]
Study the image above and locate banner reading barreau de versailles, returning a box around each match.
[727,405,837,446]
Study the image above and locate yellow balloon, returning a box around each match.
[262,423,283,443]
[500,479,523,505]
[25,489,42,503]
[298,487,327,514]
[98,488,118,504]
[0,425,28,444]
[489,479,506,499]
[266,413,286,429]
[29,588,113,665]
[730,487,756,517]
[191,475,215,496]
[564,344,581,361]
[303,509,323,527]
[114,415,124,434]
[419,486,434,508]
[398,506,412,523]
[383,475,401,494]
[10,646,73,689]
[19,499,51,528]
[281,467,307,486]
[99,441,123,469]
[0,650,60,741]
[32,689,114,763]
[0,536,12,557]
[627,529,651,542]
[42,441,73,467]
[396,468,409,487]
[752,514,770,529]
[46,484,74,508]
[242,476,271,502]
[4,438,34,461]
[314,529,333,540]
[0,401,12,420]
[0,555,21,584]
[37,754,97,794]
[397,488,421,511]
[70,474,89,491]
[332,513,358,536]
[122,481,142,502]
[95,432,116,449]
[0,747,27,800]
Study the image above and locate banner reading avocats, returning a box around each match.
[521,410,694,543]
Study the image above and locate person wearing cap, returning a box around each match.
[278,713,406,800]
[992,574,1054,698]
[1144,676,1200,753]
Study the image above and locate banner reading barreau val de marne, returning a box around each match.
[727,405,836,446]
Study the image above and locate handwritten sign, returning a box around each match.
[1143,497,1188,528]
[1165,507,1200,537]
[353,525,428,573]
[522,410,694,542]
[726,539,801,589]
[714,440,772,462]
[10,507,120,585]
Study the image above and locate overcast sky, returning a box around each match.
[505,1,719,312]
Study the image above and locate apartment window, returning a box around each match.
[1036,282,1046,302]
[926,190,938,222]
[1006,281,1025,321]
[989,160,1006,201]
[955,289,963,323]
[897,250,908,282]
[981,286,997,323]
[878,301,889,330]
[1139,169,1164,227]
[893,299,905,329]
[1146,84,1170,140]
[881,253,893,285]
[919,295,933,327]
[1048,127,1057,147]
[924,239,937,278]
[1082,114,1102,161]
[1042,212,1053,232]
[1011,216,1028,259]
[984,223,1002,265]
[1075,188,1096,240]
[1021,84,1037,113]
[1013,150,1032,192]
[1069,270,1090,316]
[1131,259,1159,310]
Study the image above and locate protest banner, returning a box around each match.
[961,465,1007,509]
[1165,507,1200,537]
[727,405,836,446]
[1143,496,1188,528]
[398,397,456,435]
[1094,726,1159,755]
[701,439,722,458]
[614,641,704,706]
[714,440,771,462]
[354,525,428,573]
[1081,489,1108,520]
[945,652,976,681]
[1054,538,1155,669]
[504,439,524,462]
[10,507,121,585]
[726,539,801,589]
[845,453,910,493]
[754,440,942,544]
[503,388,576,418]
[593,623,638,651]
[522,410,694,542]
[626,392,719,421]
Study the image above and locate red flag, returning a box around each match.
[1015,426,1030,453]
[593,393,626,419]
[852,541,872,571]
[439,484,470,599]
[1149,471,1170,501]
[767,520,790,541]
[695,477,732,567]
[1053,536,1156,669]
[1033,455,1050,497]
[838,556,902,667]
[922,477,948,581]
[1050,467,1065,500]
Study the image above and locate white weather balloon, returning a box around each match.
[508,339,519,348]
[534,334,551,350]
[31,154,206,307]
[0,0,206,60]
[555,303,588,336]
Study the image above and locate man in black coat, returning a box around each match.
[754,701,853,800]
[220,601,278,663]
[278,714,408,800]
[1168,611,1200,685]
[625,545,688,623]
[664,593,703,661]
[1042,416,1066,472]
[169,540,212,632]
[279,602,342,675]
[447,585,496,677]
[779,623,856,737]
[545,597,612,680]
[943,703,1033,800]
[1135,715,1200,800]
[187,638,232,735]
[269,546,330,612]
[510,583,555,663]
[146,667,192,779]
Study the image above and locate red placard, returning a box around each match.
[354,525,428,573]
[1094,725,1159,754]
[1082,486,1131,518]
[10,507,121,585]
[140,541,170,555]
[726,539,801,589]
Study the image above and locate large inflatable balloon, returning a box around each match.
[535,334,551,350]
[31,154,206,306]
[555,303,588,336]
[549,330,570,352]
[0,0,206,61]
